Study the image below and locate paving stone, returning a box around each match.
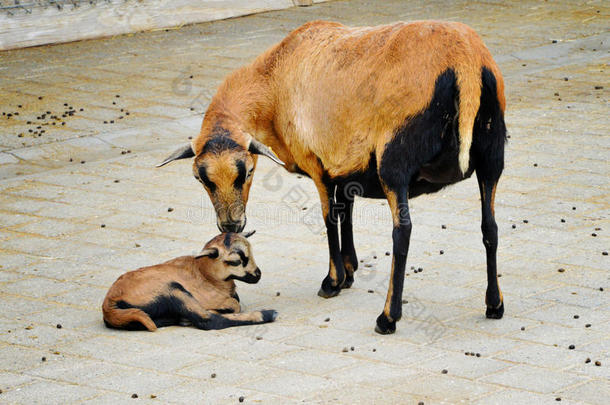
[481,364,588,394]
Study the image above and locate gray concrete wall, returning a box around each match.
[0,0,324,51]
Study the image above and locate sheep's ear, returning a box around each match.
[243,230,256,238]
[248,137,285,166]
[157,144,195,167]
[195,247,219,259]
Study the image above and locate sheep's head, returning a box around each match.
[196,231,260,283]
[158,125,283,233]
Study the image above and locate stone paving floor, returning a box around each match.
[0,0,608,403]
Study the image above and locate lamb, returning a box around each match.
[102,231,277,331]
[158,20,507,334]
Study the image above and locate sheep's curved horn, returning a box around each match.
[195,247,219,259]
[248,138,285,166]
[156,144,195,167]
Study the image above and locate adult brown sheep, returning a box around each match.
[159,20,507,334]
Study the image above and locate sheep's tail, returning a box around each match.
[454,62,482,176]
[102,299,157,331]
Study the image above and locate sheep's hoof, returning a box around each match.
[374,313,396,335]
[485,302,504,319]
[261,310,278,323]
[341,273,354,289]
[317,276,342,298]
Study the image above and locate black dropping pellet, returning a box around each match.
[523,219,529,223]
[555,398,561,402]
[80,108,83,111]
[350,346,354,351]
[41,357,46,362]
[441,369,448,374]
[600,287,604,291]
[572,206,576,210]
[69,158,73,162]
[595,361,601,366]
[38,96,43,100]
[56,324,62,329]
[373,255,377,259]
[512,224,516,229]
[372,348,376,352]
[112,101,116,105]
[211,373,216,378]
[402,299,408,304]
[80,160,85,164]
[131,394,138,399]
[125,112,130,115]
[592,233,597,237]
[594,85,603,90]
[602,251,608,256]
[18,104,22,108]
[116,94,120,98]
[61,122,65,126]
[342,347,348,353]
[558,268,565,273]
[552,40,557,43]
[585,324,591,328]
[476,353,481,357]
[441,224,446,229]
[560,219,566,223]
[324,317,330,322]
[189,75,193,79]
[367,289,374,293]
[573,315,579,319]
[167,207,174,212]
[533,163,538,167]
[114,179,120,183]
[110,120,114,124]
[101,224,106,228]
[104,121,108,124]
[521,326,525,331]
[439,250,444,255]
[64,103,68,106]
[239,397,244,403]
[255,336,262,340]
[418,402,425,405]
[568,344,575,350]
[385,251,390,256]
[276,292,280,296]
[564,77,569,81]
[585,358,591,363]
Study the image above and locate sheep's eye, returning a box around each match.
[224,260,241,267]
[246,168,254,178]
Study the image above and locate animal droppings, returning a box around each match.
[276,292,280,296]
[595,361,601,366]
[324,317,330,322]
[557,268,565,273]
[211,373,216,378]
[342,347,348,352]
[56,324,62,329]
[239,397,244,403]
[568,345,575,350]
[131,394,138,399]
[441,369,448,374]
[585,358,591,363]
[573,315,579,319]
[367,289,374,293]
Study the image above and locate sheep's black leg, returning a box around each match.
[478,177,503,319]
[316,181,347,298]
[473,67,506,319]
[375,187,411,334]
[336,183,358,288]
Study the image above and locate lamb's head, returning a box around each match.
[196,231,261,283]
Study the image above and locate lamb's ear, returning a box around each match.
[195,247,219,259]
[243,230,256,238]
[157,144,195,167]
[248,137,285,166]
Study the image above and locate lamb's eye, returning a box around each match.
[246,168,254,178]
[224,260,241,267]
